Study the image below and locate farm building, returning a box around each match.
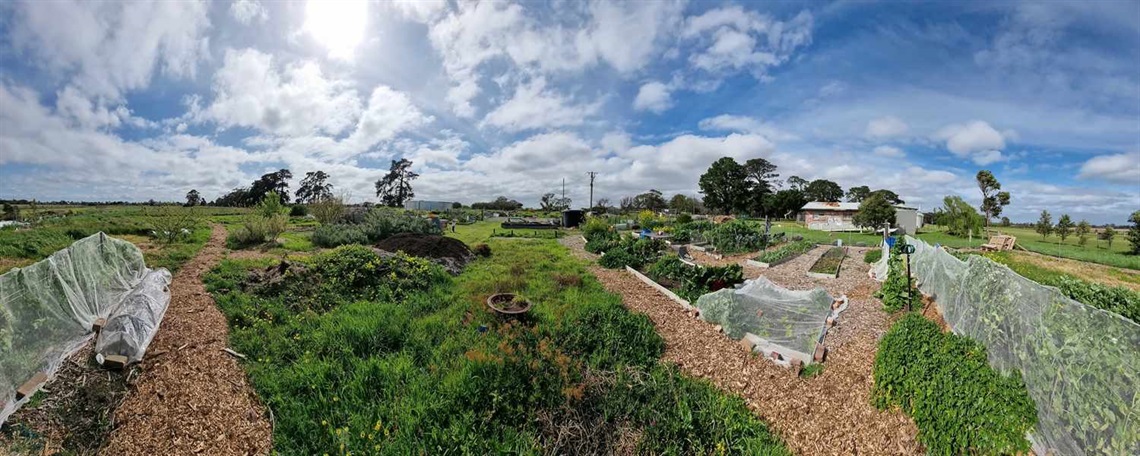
[800,202,923,234]
[404,200,455,212]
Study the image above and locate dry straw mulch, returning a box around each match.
[103,224,271,455]
[562,237,921,455]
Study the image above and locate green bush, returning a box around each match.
[289,205,308,217]
[707,220,765,254]
[872,314,1037,455]
[582,216,612,242]
[875,239,923,312]
[674,213,693,224]
[753,240,814,264]
[311,224,369,248]
[863,249,882,264]
[359,209,439,242]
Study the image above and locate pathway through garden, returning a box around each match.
[561,237,921,455]
[103,224,271,455]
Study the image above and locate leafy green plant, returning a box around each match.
[799,364,823,379]
[646,256,744,302]
[876,239,922,312]
[707,220,765,254]
[582,216,612,241]
[872,314,1037,456]
[597,237,665,270]
[863,249,882,264]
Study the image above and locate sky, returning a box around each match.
[0,0,1137,224]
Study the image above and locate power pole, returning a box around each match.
[561,178,565,201]
[586,171,598,210]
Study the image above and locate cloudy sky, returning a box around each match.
[0,0,1137,223]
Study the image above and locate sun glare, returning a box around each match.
[304,0,367,60]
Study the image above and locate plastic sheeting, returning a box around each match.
[903,236,1139,455]
[868,241,888,282]
[0,233,171,424]
[695,277,845,364]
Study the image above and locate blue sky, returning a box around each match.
[0,0,1137,223]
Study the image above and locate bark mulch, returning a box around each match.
[102,224,271,455]
[562,237,921,455]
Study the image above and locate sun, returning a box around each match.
[303,0,368,60]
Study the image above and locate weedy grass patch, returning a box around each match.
[206,225,789,455]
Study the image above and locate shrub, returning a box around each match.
[582,216,612,242]
[584,229,622,254]
[311,224,369,248]
[472,243,491,257]
[359,209,439,242]
[707,220,765,254]
[289,205,308,217]
[637,210,659,230]
[863,249,882,264]
[149,206,201,244]
[872,314,1037,455]
[675,213,692,224]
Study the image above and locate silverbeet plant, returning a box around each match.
[875,238,922,312]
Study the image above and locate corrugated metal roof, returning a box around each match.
[801,201,861,211]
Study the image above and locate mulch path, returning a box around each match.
[562,237,921,455]
[102,224,271,455]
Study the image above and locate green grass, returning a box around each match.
[206,222,789,454]
[0,205,218,274]
[276,230,315,252]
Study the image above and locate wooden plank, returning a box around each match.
[624,266,694,311]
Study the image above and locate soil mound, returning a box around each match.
[375,233,472,274]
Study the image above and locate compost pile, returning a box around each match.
[375,233,473,274]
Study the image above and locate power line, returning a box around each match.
[586,171,598,210]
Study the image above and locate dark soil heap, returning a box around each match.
[375,233,473,274]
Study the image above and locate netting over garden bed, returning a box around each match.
[901,236,1139,455]
[0,233,171,424]
[695,277,845,364]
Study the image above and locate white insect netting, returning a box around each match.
[901,235,1139,455]
[0,233,171,424]
[868,240,888,281]
[695,277,845,363]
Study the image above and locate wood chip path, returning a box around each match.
[562,237,921,455]
[103,224,271,455]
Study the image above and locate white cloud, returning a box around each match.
[1078,151,1140,184]
[633,81,672,113]
[202,48,363,137]
[482,79,601,132]
[697,114,797,141]
[873,145,905,158]
[7,0,210,100]
[682,7,813,79]
[972,149,1004,165]
[934,120,1018,166]
[345,86,434,152]
[230,0,267,25]
[865,116,908,138]
[426,1,683,116]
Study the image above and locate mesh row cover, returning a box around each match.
[0,233,171,424]
[695,277,837,362]
[903,236,1138,455]
[868,241,888,282]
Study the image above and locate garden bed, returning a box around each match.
[748,240,815,268]
[807,247,846,279]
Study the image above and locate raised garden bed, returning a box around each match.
[748,240,815,268]
[807,246,846,279]
[490,228,564,239]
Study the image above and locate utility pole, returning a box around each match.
[561,178,565,201]
[586,171,598,210]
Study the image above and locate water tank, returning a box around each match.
[561,210,584,228]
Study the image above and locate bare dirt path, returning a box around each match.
[103,224,271,455]
[562,237,920,455]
